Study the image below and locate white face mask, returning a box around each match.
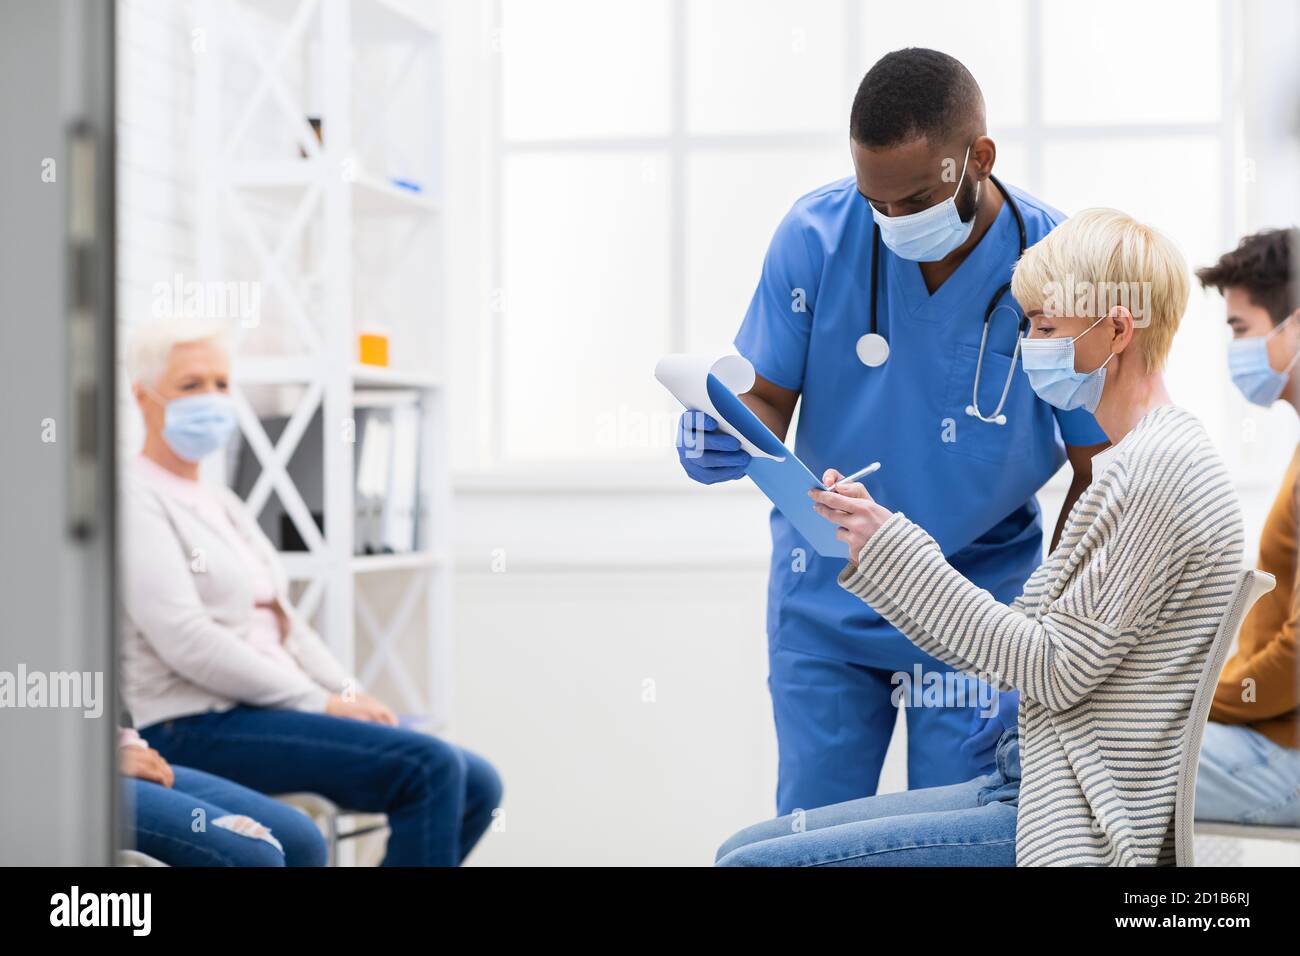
[870,144,980,262]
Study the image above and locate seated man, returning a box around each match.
[717,209,1244,866]
[1194,227,1300,826]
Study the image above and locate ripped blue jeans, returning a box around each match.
[125,765,327,866]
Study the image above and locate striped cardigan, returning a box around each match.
[838,406,1243,866]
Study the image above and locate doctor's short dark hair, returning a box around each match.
[850,48,985,148]
[1195,227,1298,326]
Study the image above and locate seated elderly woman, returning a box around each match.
[717,208,1245,867]
[121,316,501,867]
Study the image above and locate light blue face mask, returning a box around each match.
[1228,319,1297,407]
[151,391,239,462]
[871,144,980,262]
[1019,315,1114,413]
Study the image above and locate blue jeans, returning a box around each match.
[1196,721,1300,825]
[141,707,503,866]
[716,728,1020,866]
[125,765,328,866]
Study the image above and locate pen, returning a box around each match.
[831,461,881,488]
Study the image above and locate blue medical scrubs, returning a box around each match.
[735,177,1106,815]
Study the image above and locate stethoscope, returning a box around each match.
[858,174,1028,426]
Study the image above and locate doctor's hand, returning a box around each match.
[809,469,893,561]
[676,410,751,485]
[961,689,1019,776]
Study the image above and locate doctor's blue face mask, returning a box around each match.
[1019,315,1115,413]
[1228,317,1298,407]
[870,144,980,262]
[147,388,239,462]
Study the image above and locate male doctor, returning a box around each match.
[677,48,1108,815]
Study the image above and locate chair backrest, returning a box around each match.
[118,849,168,867]
[1174,568,1276,866]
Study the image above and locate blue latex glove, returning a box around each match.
[960,688,1019,776]
[676,410,751,484]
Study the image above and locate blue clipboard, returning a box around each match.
[705,373,846,559]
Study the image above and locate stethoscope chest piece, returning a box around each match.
[856,332,890,367]
[965,403,1007,426]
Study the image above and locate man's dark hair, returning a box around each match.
[1195,228,1298,325]
[850,48,985,148]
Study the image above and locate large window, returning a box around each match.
[489,0,1253,474]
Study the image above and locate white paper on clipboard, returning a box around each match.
[653,353,783,460]
[654,351,846,558]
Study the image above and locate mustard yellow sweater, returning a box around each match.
[1210,445,1299,748]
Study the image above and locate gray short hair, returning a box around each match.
[125,316,231,386]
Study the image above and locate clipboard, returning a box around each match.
[655,353,846,558]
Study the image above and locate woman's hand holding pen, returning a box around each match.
[809,468,893,561]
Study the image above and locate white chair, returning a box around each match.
[274,792,389,866]
[1173,568,1276,866]
[118,849,168,866]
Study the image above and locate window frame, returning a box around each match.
[481,0,1244,487]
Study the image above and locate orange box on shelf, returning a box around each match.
[358,327,390,367]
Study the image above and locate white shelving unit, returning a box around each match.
[193,0,452,732]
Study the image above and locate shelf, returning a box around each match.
[227,160,315,189]
[355,0,440,39]
[352,364,440,389]
[236,355,320,385]
[353,551,444,574]
[252,0,440,44]
[354,173,441,216]
[280,550,445,579]
[228,162,439,217]
[233,358,437,389]
[200,0,451,728]
[280,551,324,581]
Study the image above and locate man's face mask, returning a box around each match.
[870,144,980,262]
[1228,316,1298,407]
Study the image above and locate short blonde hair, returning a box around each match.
[1011,208,1189,372]
[125,316,231,386]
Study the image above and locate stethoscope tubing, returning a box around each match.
[867,174,1029,425]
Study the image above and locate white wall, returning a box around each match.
[116,0,197,454]
[453,567,775,865]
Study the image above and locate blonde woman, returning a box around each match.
[718,209,1244,866]
[121,317,501,866]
